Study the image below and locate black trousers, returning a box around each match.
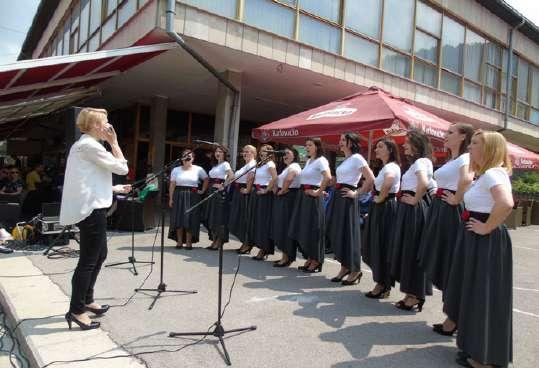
[69,208,108,314]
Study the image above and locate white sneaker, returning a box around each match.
[0,228,13,242]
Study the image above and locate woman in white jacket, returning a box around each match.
[60,108,130,331]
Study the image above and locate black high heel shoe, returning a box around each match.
[341,272,362,286]
[65,312,100,331]
[303,263,323,273]
[298,262,311,271]
[330,271,350,282]
[238,246,252,255]
[252,252,268,261]
[273,260,292,267]
[365,287,391,299]
[433,323,457,336]
[85,304,110,315]
[395,297,425,312]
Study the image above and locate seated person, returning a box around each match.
[26,163,45,191]
[0,167,9,188]
[0,166,24,195]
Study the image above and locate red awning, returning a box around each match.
[252,88,450,146]
[0,43,177,124]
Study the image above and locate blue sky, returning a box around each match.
[0,0,40,64]
[0,0,537,65]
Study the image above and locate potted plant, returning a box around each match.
[512,172,539,226]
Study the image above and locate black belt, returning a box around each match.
[301,184,319,191]
[334,183,357,190]
[372,190,396,198]
[210,178,225,184]
[254,184,268,190]
[233,183,247,190]
[278,187,299,191]
[176,186,198,193]
[396,190,415,199]
[461,210,489,222]
[435,188,456,198]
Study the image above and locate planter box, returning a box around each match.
[531,202,539,225]
[505,207,523,229]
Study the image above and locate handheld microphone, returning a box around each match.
[193,139,220,146]
[265,149,287,154]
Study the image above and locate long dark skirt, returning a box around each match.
[248,191,274,253]
[204,187,229,243]
[326,192,361,272]
[362,198,398,287]
[418,198,463,293]
[444,225,513,367]
[168,187,202,243]
[390,200,433,298]
[288,190,325,263]
[228,187,250,243]
[271,190,299,261]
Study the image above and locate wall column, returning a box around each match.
[149,95,168,172]
[214,70,242,169]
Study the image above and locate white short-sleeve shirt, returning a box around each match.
[335,153,368,187]
[374,162,401,193]
[300,156,330,186]
[234,160,256,184]
[170,165,208,187]
[254,161,276,185]
[401,158,433,192]
[464,167,511,213]
[209,161,232,180]
[434,153,470,191]
[277,163,301,189]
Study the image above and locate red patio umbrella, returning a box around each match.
[252,87,449,148]
[507,142,539,170]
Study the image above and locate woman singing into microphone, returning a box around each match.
[271,147,301,267]
[418,123,474,335]
[444,131,513,368]
[390,129,433,312]
[249,144,278,260]
[205,145,234,250]
[326,133,374,285]
[289,138,331,273]
[230,145,257,254]
[60,108,130,330]
[168,149,209,249]
[363,138,401,298]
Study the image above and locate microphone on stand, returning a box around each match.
[264,149,287,155]
[193,139,220,146]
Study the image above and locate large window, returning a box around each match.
[300,0,340,23]
[414,61,437,87]
[416,1,441,36]
[464,30,484,83]
[344,33,379,67]
[382,0,414,52]
[244,0,295,38]
[382,48,411,78]
[344,0,381,40]
[415,31,437,64]
[299,15,341,54]
[89,0,102,36]
[182,0,237,19]
[442,16,464,74]
[79,0,90,45]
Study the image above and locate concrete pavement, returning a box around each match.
[1,225,538,367]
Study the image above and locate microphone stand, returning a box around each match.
[135,158,197,310]
[168,154,277,365]
[104,183,155,275]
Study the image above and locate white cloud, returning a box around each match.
[505,0,539,27]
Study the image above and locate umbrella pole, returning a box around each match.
[367,130,373,163]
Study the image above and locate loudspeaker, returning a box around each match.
[64,106,83,149]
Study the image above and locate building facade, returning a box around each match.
[18,0,539,171]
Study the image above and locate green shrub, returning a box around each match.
[512,171,539,195]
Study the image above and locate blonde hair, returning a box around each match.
[76,108,108,133]
[243,145,257,156]
[470,130,512,176]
